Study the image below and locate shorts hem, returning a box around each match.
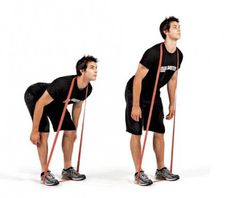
[126,129,165,135]
[126,129,142,135]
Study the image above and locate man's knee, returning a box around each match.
[131,134,141,140]
[154,132,164,139]
[63,131,77,142]
[40,133,49,143]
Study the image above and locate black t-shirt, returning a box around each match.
[28,75,92,104]
[127,43,183,101]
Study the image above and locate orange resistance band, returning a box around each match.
[137,43,163,182]
[43,77,76,183]
[137,43,180,182]
[77,87,88,172]
[170,49,179,173]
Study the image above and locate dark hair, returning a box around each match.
[76,55,97,76]
[159,16,179,39]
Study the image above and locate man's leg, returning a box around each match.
[37,133,49,172]
[130,134,142,172]
[37,132,59,186]
[125,86,152,185]
[153,133,165,169]
[61,130,86,181]
[130,134,153,186]
[153,132,179,181]
[62,130,77,169]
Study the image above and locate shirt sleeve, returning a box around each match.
[139,46,159,70]
[47,77,69,101]
[82,84,92,101]
[177,49,184,69]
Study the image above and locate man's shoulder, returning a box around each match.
[47,75,77,93]
[177,47,183,53]
[142,43,162,58]
[146,43,162,52]
[53,75,76,81]
[51,75,76,84]
[177,47,183,59]
[88,82,92,90]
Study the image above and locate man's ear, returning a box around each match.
[80,68,86,74]
[163,29,168,36]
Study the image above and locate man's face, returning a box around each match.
[84,61,97,81]
[165,21,181,40]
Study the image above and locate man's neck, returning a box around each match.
[164,38,177,53]
[76,76,89,90]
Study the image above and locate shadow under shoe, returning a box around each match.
[61,167,86,181]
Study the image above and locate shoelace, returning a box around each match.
[139,172,149,180]
[68,168,79,176]
[162,168,174,176]
[46,171,56,180]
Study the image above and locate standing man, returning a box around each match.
[24,55,97,186]
[125,17,183,186]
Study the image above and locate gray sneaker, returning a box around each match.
[61,167,86,181]
[155,167,180,181]
[41,171,59,186]
[135,171,153,186]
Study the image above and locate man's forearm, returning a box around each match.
[132,76,142,107]
[72,103,83,129]
[32,102,44,131]
[72,111,82,129]
[167,79,177,106]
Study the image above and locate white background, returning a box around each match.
[0,0,235,197]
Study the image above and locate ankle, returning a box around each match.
[63,166,73,171]
[135,170,144,176]
[41,170,50,176]
[157,166,165,171]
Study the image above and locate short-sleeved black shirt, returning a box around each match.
[127,43,183,101]
[28,75,92,104]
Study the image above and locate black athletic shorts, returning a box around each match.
[125,85,165,135]
[24,88,76,133]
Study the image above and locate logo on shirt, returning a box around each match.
[70,98,81,103]
[161,65,176,72]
